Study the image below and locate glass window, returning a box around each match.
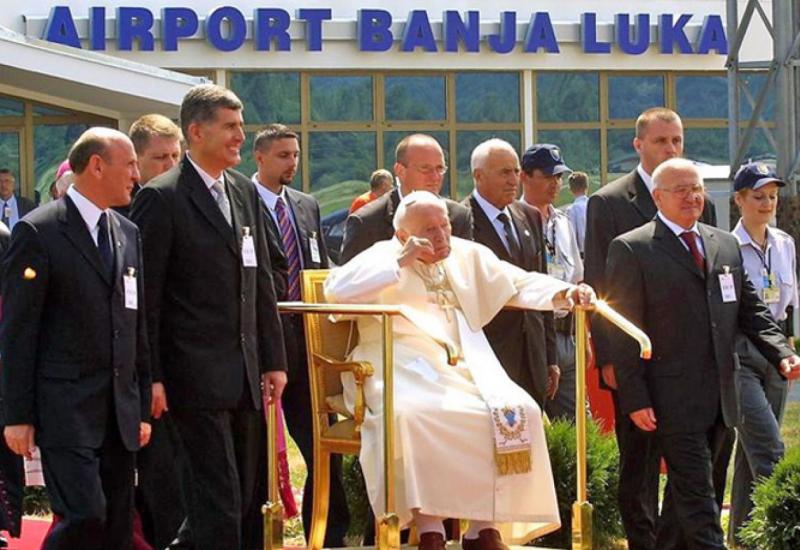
[0,131,21,181]
[308,132,376,216]
[0,97,24,117]
[230,72,301,125]
[684,128,728,165]
[33,104,72,117]
[310,76,373,122]
[383,131,450,196]
[537,73,599,123]
[739,73,775,121]
[35,124,89,200]
[385,76,446,121]
[676,76,728,119]
[455,131,521,200]
[456,72,520,123]
[608,76,665,119]
[742,128,777,164]
[536,130,600,206]
[606,127,638,182]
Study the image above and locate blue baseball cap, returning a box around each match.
[733,162,785,192]
[521,144,572,176]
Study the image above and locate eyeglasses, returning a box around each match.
[660,184,704,198]
[406,163,448,176]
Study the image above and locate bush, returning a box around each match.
[342,455,369,541]
[534,418,624,549]
[739,446,800,550]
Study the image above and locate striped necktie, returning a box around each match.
[274,196,301,300]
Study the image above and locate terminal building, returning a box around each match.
[0,1,774,218]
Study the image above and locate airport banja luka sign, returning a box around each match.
[36,6,728,55]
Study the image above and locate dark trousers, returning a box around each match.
[41,421,136,550]
[655,419,730,550]
[135,411,187,549]
[729,336,788,545]
[172,405,266,550]
[612,391,660,550]
[545,331,577,421]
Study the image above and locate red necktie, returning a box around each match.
[680,231,705,274]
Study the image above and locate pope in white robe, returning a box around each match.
[324,191,594,548]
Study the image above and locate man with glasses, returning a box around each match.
[340,133,472,264]
[605,158,800,549]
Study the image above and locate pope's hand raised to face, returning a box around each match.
[398,236,438,267]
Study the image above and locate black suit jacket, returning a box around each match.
[340,188,473,264]
[463,196,557,406]
[272,186,330,378]
[1,197,150,450]
[130,157,287,411]
[16,197,35,219]
[584,169,717,366]
[605,218,791,434]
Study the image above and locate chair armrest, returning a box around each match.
[312,353,374,432]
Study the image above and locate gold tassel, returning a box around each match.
[495,449,532,476]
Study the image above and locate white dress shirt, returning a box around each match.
[566,195,587,253]
[187,153,226,201]
[657,212,706,257]
[66,185,109,249]
[733,220,799,321]
[1,195,20,230]
[637,163,655,194]
[471,189,519,255]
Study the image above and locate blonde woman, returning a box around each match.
[729,162,799,546]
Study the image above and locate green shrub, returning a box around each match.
[534,418,624,549]
[739,446,800,550]
[342,455,369,541]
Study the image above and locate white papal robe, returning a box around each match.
[324,237,573,543]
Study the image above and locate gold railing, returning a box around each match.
[571,300,651,550]
[264,299,650,550]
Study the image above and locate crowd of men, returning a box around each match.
[0,83,797,550]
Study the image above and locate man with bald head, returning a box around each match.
[461,139,558,409]
[1,127,151,549]
[605,158,800,549]
[340,133,472,264]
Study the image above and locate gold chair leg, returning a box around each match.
[308,449,331,550]
[262,501,284,550]
[376,513,400,550]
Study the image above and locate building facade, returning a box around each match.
[0,1,774,214]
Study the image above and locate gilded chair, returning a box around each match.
[300,269,374,550]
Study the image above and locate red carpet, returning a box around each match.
[2,518,51,550]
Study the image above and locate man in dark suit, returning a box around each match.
[605,158,800,549]
[251,123,350,546]
[130,84,288,550]
[0,169,36,230]
[461,138,558,408]
[0,219,23,549]
[340,133,472,264]
[123,114,188,550]
[1,127,151,549]
[584,108,719,549]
